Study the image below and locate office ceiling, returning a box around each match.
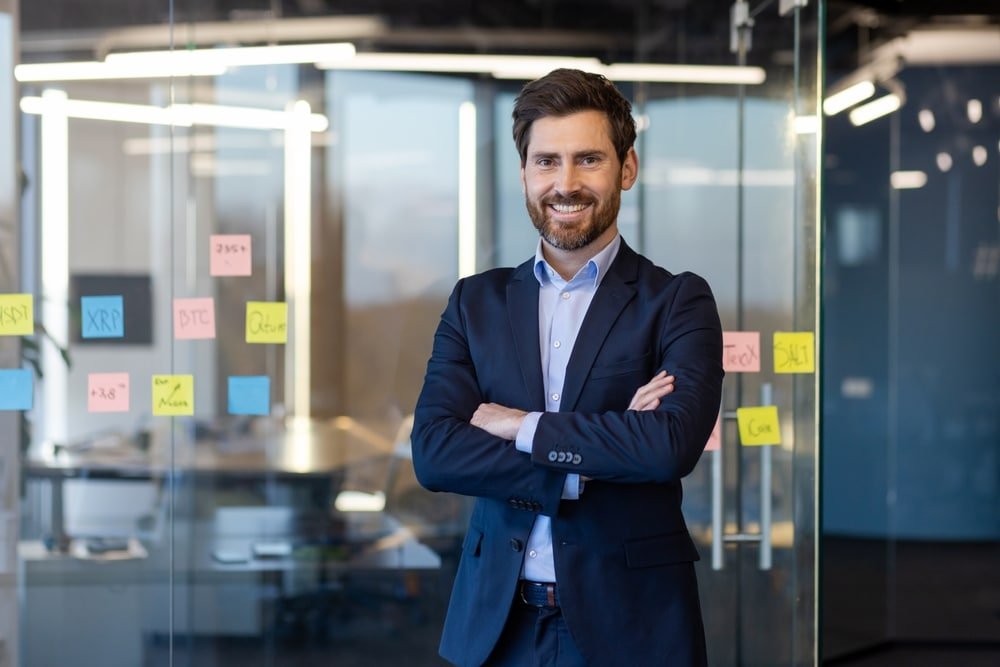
[19,0,1000,72]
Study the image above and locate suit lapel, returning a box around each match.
[507,262,546,412]
[559,242,639,412]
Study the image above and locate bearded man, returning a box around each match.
[412,68,724,667]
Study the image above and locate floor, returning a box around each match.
[822,538,1000,666]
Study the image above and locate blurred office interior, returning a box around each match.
[0,1,996,665]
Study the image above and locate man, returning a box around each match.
[412,68,723,666]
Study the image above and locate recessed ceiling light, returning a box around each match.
[972,145,988,166]
[967,99,983,124]
[936,152,952,172]
[918,109,935,132]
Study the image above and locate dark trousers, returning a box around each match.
[483,603,588,667]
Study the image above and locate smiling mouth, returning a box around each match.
[549,202,590,214]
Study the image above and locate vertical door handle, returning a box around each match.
[711,382,774,571]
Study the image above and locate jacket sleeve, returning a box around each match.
[529,273,724,484]
[411,278,566,515]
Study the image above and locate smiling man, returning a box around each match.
[412,69,724,667]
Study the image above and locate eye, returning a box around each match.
[535,158,554,168]
[581,155,601,166]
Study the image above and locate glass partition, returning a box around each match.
[10,1,823,665]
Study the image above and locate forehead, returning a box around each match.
[526,110,614,154]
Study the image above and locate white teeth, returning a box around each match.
[551,203,587,213]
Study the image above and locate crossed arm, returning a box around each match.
[470,370,677,440]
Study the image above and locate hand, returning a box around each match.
[628,370,675,411]
[470,403,528,441]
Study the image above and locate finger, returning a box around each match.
[637,397,660,411]
[632,376,674,402]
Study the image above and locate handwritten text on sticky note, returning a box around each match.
[773,331,815,374]
[210,234,252,276]
[246,301,287,344]
[723,331,761,373]
[704,412,722,452]
[737,406,781,446]
[81,295,124,338]
[88,373,130,413]
[228,376,270,416]
[0,294,34,336]
[152,374,194,416]
[173,298,216,340]
[0,369,33,410]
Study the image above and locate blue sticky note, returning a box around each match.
[81,295,124,338]
[228,376,270,416]
[0,369,33,410]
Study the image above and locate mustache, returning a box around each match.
[543,195,594,206]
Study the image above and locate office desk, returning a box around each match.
[24,417,393,551]
[20,509,440,663]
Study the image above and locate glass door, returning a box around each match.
[639,2,821,665]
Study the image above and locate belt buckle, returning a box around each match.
[520,581,556,608]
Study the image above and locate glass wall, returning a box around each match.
[7,2,823,665]
[822,58,1000,662]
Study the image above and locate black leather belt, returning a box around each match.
[519,580,560,608]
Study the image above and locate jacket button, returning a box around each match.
[572,453,582,465]
[532,502,541,511]
[557,452,567,462]
[508,498,518,507]
[548,451,557,462]
[510,538,523,552]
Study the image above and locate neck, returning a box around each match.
[541,225,617,281]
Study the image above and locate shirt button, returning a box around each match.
[510,539,523,552]
[551,393,560,401]
[528,550,538,558]
[553,340,561,349]
[561,292,570,300]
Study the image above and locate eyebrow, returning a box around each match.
[528,149,610,160]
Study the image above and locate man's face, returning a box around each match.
[521,110,638,252]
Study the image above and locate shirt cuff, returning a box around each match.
[515,412,542,454]
[562,474,581,500]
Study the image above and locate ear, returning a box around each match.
[620,147,638,191]
[520,165,527,194]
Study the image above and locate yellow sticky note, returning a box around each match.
[246,301,287,344]
[773,331,815,374]
[152,374,194,416]
[737,406,781,446]
[0,294,34,336]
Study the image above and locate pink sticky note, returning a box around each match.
[88,373,130,413]
[174,297,216,340]
[704,412,722,452]
[210,234,252,276]
[723,331,761,373]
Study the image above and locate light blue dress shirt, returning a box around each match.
[514,233,622,582]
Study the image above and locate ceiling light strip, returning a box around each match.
[20,95,329,132]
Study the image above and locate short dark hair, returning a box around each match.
[512,68,636,166]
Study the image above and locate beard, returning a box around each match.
[526,186,622,251]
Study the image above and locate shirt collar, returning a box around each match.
[533,233,621,289]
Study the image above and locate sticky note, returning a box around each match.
[173,298,216,340]
[228,376,270,416]
[81,295,124,338]
[246,301,287,344]
[210,234,252,276]
[773,331,815,374]
[88,373,130,413]
[152,374,194,416]
[723,331,760,373]
[0,294,34,336]
[704,412,722,452]
[0,369,33,410]
[737,406,781,446]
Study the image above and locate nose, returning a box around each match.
[554,164,581,196]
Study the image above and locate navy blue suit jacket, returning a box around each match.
[412,240,723,667]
